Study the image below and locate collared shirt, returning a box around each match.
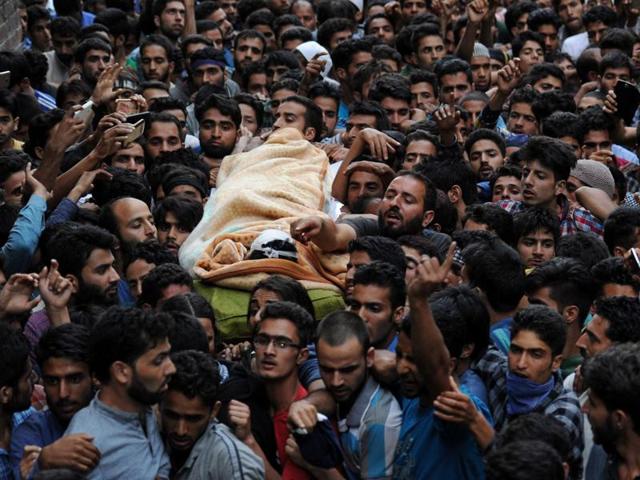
[173,421,264,480]
[474,347,584,475]
[337,376,402,479]
[497,197,604,237]
[1,409,35,480]
[489,317,513,356]
[64,392,170,480]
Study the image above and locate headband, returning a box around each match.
[191,59,227,71]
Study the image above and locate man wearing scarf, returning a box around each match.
[474,304,584,478]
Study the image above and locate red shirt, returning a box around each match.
[273,384,312,480]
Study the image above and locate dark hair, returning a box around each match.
[273,14,303,36]
[234,29,267,51]
[556,232,610,270]
[513,207,560,246]
[582,5,617,27]
[23,109,66,159]
[316,310,370,354]
[36,323,90,369]
[464,128,506,157]
[139,263,193,308]
[593,296,640,343]
[505,1,539,33]
[347,236,407,275]
[512,31,544,58]
[372,45,402,68]
[140,34,175,62]
[519,135,576,182]
[349,101,391,131]
[195,93,242,127]
[196,19,222,36]
[489,165,522,195]
[153,195,203,233]
[265,50,299,71]
[123,239,178,270]
[153,148,210,180]
[44,224,116,279]
[462,236,525,312]
[353,261,406,310]
[161,166,208,199]
[94,8,129,38]
[280,95,323,141]
[397,235,440,258]
[166,312,209,353]
[435,58,473,85]
[528,7,561,31]
[316,0,357,24]
[0,323,30,388]
[525,62,566,88]
[168,350,221,405]
[233,93,264,130]
[368,74,412,104]
[280,27,312,47]
[331,38,372,71]
[411,23,442,54]
[498,413,571,463]
[542,111,579,139]
[90,306,174,383]
[92,168,153,207]
[0,150,28,184]
[249,275,315,321]
[600,28,636,57]
[409,69,438,92]
[257,300,315,346]
[463,204,514,245]
[73,38,112,64]
[609,166,628,203]
[486,440,565,480]
[512,305,566,356]
[591,257,640,296]
[55,79,92,109]
[604,207,640,254]
[148,96,188,119]
[583,343,640,434]
[245,9,275,30]
[154,0,185,16]
[140,80,170,93]
[576,48,601,83]
[576,106,615,144]
[415,160,477,206]
[526,257,596,326]
[26,5,50,31]
[0,51,30,89]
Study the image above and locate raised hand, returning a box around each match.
[359,128,400,162]
[70,169,113,200]
[25,162,51,200]
[93,123,135,160]
[228,399,253,441]
[91,63,123,106]
[39,260,74,314]
[290,216,323,245]
[467,0,489,23]
[434,104,461,133]
[496,58,522,95]
[408,242,456,299]
[46,109,87,154]
[0,273,40,318]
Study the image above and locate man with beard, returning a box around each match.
[23,224,121,361]
[64,307,176,480]
[291,171,437,252]
[314,311,402,478]
[0,92,23,153]
[140,35,175,85]
[44,16,80,88]
[10,324,98,477]
[160,350,264,479]
[231,30,267,85]
[99,197,158,252]
[73,39,114,89]
[582,343,640,480]
[153,0,188,44]
[0,324,34,479]
[196,94,240,186]
[154,196,203,255]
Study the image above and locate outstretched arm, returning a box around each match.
[290,216,357,252]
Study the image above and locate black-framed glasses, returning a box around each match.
[253,334,302,350]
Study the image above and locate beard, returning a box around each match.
[377,209,424,238]
[127,372,166,406]
[201,142,234,160]
[592,415,620,454]
[75,279,119,307]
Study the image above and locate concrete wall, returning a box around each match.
[0,0,21,51]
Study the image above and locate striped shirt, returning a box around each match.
[337,376,402,479]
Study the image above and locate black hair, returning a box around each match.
[409,70,438,93]
[0,150,28,184]
[55,79,92,109]
[556,232,610,270]
[234,93,264,130]
[347,236,407,275]
[148,97,188,119]
[397,235,440,258]
[196,19,222,36]
[168,350,221,405]
[504,1,539,34]
[582,5,617,28]
[123,240,178,270]
[94,7,129,38]
[92,167,153,207]
[73,38,112,64]
[541,111,579,139]
[593,296,640,343]
[50,15,81,38]
[180,35,213,60]
[609,166,627,203]
[269,77,299,96]
[195,92,242,127]
[576,106,615,144]
[139,263,193,308]
[316,310,370,354]
[489,165,523,196]
[525,257,596,326]
[331,38,372,71]
[153,148,210,181]
[161,166,208,199]
[464,128,506,157]
[498,413,571,463]
[153,0,185,16]
[513,207,560,246]
[0,323,30,388]
[249,275,315,321]
[316,0,357,24]
[265,49,300,70]
[234,29,267,51]
[512,304,566,355]
[349,101,391,131]
[140,80,170,93]
[353,261,406,310]
[435,58,473,85]
[591,257,640,296]
[26,4,50,31]
[36,323,90,369]
[257,300,315,346]
[237,0,268,21]
[90,306,174,383]
[23,109,66,159]
[372,45,402,68]
[604,207,640,254]
[600,28,636,57]
[140,34,175,62]
[166,311,210,353]
[0,51,30,89]
[280,27,312,47]
[576,48,601,83]
[415,159,477,206]
[528,7,561,31]
[519,135,576,182]
[411,23,442,54]
[245,9,275,30]
[273,14,303,36]
[525,62,566,90]
[512,31,545,58]
[189,46,227,68]
[462,236,525,312]
[153,195,203,233]
[486,440,564,480]
[463,204,514,245]
[583,343,640,434]
[279,95,323,141]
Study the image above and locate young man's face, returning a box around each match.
[558,0,583,32]
[8,359,34,413]
[155,1,186,39]
[583,389,618,450]
[128,339,176,406]
[30,18,52,51]
[507,102,538,135]
[317,336,371,403]
[254,318,306,381]
[518,40,543,74]
[199,107,239,160]
[41,357,92,423]
[345,113,377,148]
[367,17,395,45]
[586,20,608,46]
[247,72,269,98]
[522,159,562,208]
[291,1,316,31]
[347,170,384,212]
[402,0,427,20]
[125,259,155,300]
[404,139,437,170]
[255,24,277,51]
[273,101,315,141]
[395,331,424,398]
[533,75,563,93]
[239,103,259,135]
[329,30,353,51]
[346,51,373,78]
[517,228,556,268]
[492,175,523,202]
[461,99,487,126]
[410,81,437,110]
[312,96,338,137]
[111,143,145,175]
[439,72,472,105]
[234,37,265,70]
[508,329,560,384]
[470,56,491,91]
[468,139,505,180]
[79,248,121,303]
[157,211,191,253]
[600,67,631,94]
[111,197,158,245]
[0,107,17,152]
[417,35,445,68]
[145,121,182,160]
[381,97,410,131]
[536,24,559,55]
[161,389,213,453]
[141,45,173,83]
[345,250,371,297]
[378,175,431,237]
[581,129,613,163]
[576,314,613,358]
[52,33,77,66]
[191,63,225,89]
[348,283,400,348]
[82,49,112,85]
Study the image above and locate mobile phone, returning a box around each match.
[115,98,139,115]
[614,80,640,125]
[0,71,10,89]
[74,100,95,123]
[125,111,150,125]
[122,119,145,147]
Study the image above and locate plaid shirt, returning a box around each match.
[474,348,584,476]
[0,448,12,480]
[497,197,603,237]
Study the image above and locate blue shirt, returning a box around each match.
[34,90,57,112]
[393,394,487,480]
[490,317,513,355]
[460,369,490,408]
[338,100,349,130]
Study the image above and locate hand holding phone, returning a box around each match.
[122,119,145,147]
[115,98,139,115]
[613,80,640,125]
[74,100,95,124]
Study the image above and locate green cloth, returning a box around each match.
[560,354,582,380]
[194,281,345,341]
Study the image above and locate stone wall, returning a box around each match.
[0,0,21,51]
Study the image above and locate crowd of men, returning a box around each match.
[2,0,640,477]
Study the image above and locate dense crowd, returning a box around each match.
[2,0,640,478]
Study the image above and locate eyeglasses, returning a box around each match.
[253,334,302,350]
